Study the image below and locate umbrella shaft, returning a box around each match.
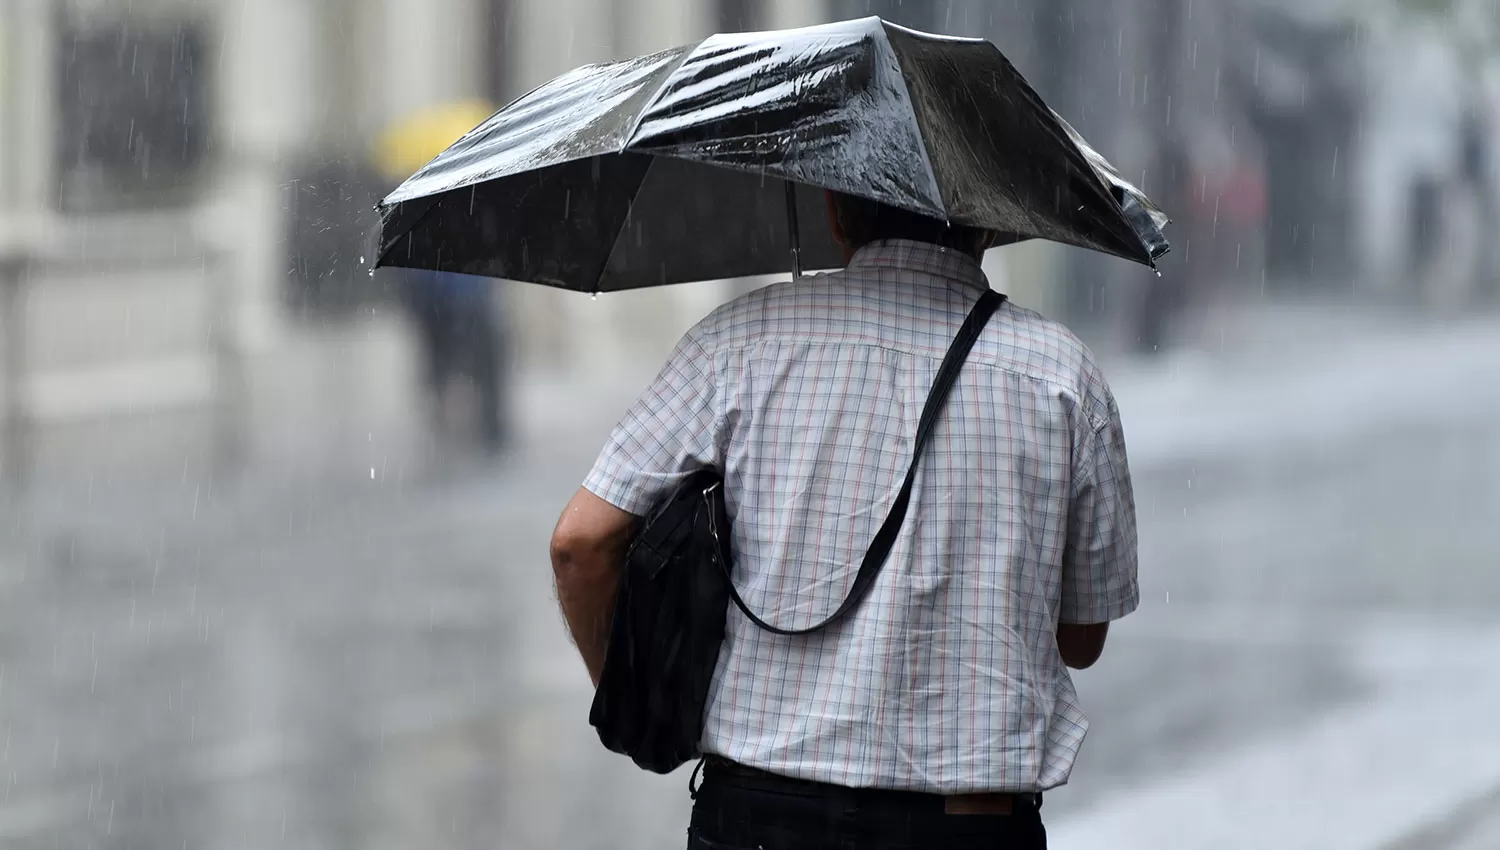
[785,181,802,280]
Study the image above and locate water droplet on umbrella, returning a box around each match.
[591,293,598,301]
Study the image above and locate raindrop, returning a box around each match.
[370,468,376,480]
[591,293,598,301]
[359,256,366,265]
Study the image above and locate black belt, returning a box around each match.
[696,756,1041,816]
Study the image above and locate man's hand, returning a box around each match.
[549,488,639,687]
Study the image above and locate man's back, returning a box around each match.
[584,239,1138,796]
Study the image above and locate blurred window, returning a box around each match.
[55,12,214,214]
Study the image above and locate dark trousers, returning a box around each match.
[687,762,1046,850]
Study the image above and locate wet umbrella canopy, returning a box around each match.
[374,16,1170,293]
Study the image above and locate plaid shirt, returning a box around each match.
[583,239,1139,794]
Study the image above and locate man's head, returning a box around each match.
[823,190,994,263]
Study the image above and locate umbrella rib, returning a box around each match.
[879,35,946,220]
[622,48,698,150]
[593,45,696,292]
[593,155,660,292]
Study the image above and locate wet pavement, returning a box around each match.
[1,307,1498,849]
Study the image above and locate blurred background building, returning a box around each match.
[5,0,1498,487]
[3,1,1500,848]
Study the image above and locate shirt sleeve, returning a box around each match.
[1060,383,1140,625]
[581,319,725,517]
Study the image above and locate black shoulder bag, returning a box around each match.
[589,290,1005,774]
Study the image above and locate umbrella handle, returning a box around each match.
[785,181,802,280]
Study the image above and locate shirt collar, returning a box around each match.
[843,239,991,293]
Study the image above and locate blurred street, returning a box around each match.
[1,299,1498,850]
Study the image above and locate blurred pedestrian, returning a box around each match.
[1460,106,1498,302]
[550,192,1140,850]
[371,100,511,453]
[399,267,509,454]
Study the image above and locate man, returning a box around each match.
[551,191,1139,849]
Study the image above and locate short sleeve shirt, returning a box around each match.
[584,239,1139,794]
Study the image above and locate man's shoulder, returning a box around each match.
[692,275,840,339]
[988,302,1107,387]
[997,301,1089,352]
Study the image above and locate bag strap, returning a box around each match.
[716,289,1006,637]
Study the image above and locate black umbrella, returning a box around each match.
[375,16,1170,293]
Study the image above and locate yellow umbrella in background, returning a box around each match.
[372,99,497,184]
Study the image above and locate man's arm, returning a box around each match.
[554,318,724,685]
[1058,382,1139,670]
[549,488,639,687]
